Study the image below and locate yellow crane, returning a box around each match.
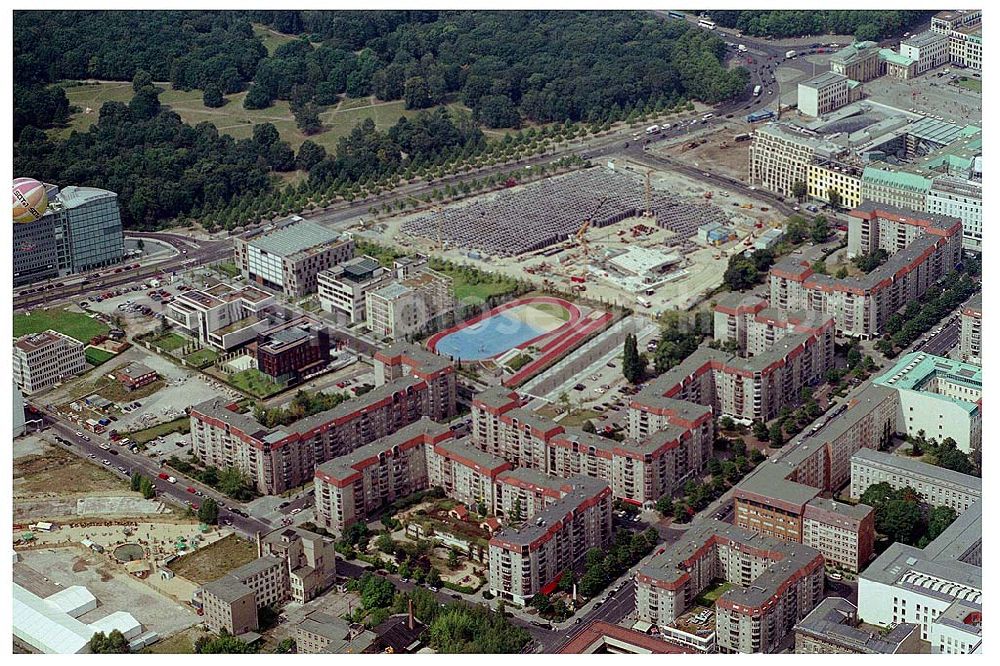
[577,196,610,258]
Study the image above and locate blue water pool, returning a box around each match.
[433,312,545,360]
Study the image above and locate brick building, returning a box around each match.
[254,320,330,383]
[114,362,158,392]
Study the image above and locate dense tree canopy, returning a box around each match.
[706,10,930,40]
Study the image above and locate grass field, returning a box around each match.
[228,368,285,398]
[169,534,259,585]
[956,77,982,93]
[149,331,191,353]
[531,302,571,321]
[144,627,211,654]
[252,23,299,55]
[14,446,125,498]
[125,416,191,444]
[184,349,219,369]
[213,261,241,278]
[85,347,116,366]
[54,79,467,153]
[694,580,734,606]
[14,308,109,343]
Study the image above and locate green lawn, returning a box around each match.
[14,308,109,343]
[956,77,981,93]
[150,331,190,353]
[252,23,300,55]
[84,347,116,367]
[184,349,219,369]
[694,580,734,606]
[559,409,600,427]
[228,368,285,398]
[213,261,240,278]
[125,416,191,445]
[530,302,571,321]
[506,353,534,371]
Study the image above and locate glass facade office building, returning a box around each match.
[13,185,124,287]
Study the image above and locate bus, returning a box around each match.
[698,18,716,30]
[668,11,685,20]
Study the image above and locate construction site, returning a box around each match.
[374,158,781,311]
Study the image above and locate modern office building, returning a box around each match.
[900,31,950,74]
[488,476,612,605]
[13,330,87,395]
[959,293,981,365]
[317,256,391,324]
[749,124,846,197]
[771,203,962,339]
[635,520,825,653]
[365,268,454,341]
[165,282,275,351]
[797,72,859,118]
[850,448,981,514]
[829,41,881,82]
[926,176,982,251]
[254,320,330,383]
[191,343,455,494]
[234,218,355,297]
[873,352,981,454]
[13,185,125,287]
[794,598,921,654]
[858,500,981,652]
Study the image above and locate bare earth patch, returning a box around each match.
[169,533,259,585]
[14,445,126,499]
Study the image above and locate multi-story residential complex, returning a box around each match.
[900,31,950,74]
[732,384,896,571]
[313,419,452,533]
[165,282,275,351]
[253,319,330,383]
[234,218,355,297]
[258,527,337,604]
[200,556,288,635]
[927,176,982,251]
[858,500,981,652]
[948,25,981,70]
[874,351,981,454]
[850,448,981,514]
[748,124,846,197]
[959,293,981,365]
[191,343,455,494]
[797,72,859,118]
[829,40,881,82]
[771,203,962,339]
[806,159,863,209]
[630,321,833,423]
[713,294,835,358]
[13,185,125,287]
[317,256,391,324]
[635,520,825,654]
[794,598,920,654]
[493,467,570,520]
[425,435,511,511]
[471,386,714,506]
[13,330,87,395]
[488,476,612,605]
[366,268,454,341]
[294,611,376,654]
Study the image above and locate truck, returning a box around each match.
[752,85,761,97]
[645,125,661,135]
[168,476,177,484]
[637,297,652,309]
[734,133,752,142]
[785,50,797,59]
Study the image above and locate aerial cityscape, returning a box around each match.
[10,6,983,656]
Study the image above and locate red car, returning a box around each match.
[158,473,169,480]
[186,486,196,493]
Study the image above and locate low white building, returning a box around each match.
[13,583,142,654]
[317,256,390,324]
[850,448,981,514]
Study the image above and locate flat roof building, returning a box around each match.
[317,256,391,324]
[959,293,981,365]
[13,329,87,395]
[794,597,921,654]
[850,448,981,514]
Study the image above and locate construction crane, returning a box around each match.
[576,196,610,258]
[407,196,444,250]
[643,169,655,219]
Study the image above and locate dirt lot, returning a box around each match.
[169,533,260,584]
[144,626,211,654]
[17,546,200,638]
[658,123,751,181]
[14,443,126,500]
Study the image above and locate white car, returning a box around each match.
[290,508,302,515]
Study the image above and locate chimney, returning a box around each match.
[256,531,263,558]
[408,599,415,631]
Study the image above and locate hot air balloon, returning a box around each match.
[13,177,48,223]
